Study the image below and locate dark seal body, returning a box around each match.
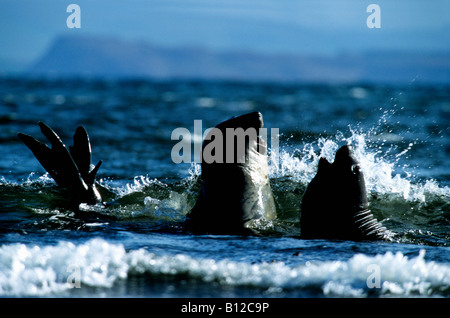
[301,145,388,240]
[186,112,276,234]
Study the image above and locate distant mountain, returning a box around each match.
[27,35,450,84]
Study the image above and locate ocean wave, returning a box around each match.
[0,239,448,297]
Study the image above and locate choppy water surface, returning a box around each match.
[0,78,449,297]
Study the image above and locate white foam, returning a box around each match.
[0,239,448,297]
[0,239,127,296]
[114,175,165,197]
[269,130,450,203]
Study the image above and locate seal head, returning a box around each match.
[186,112,276,234]
[301,145,387,240]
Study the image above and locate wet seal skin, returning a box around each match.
[186,112,276,234]
[300,145,388,240]
[18,122,102,206]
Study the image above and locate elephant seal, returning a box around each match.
[300,145,388,240]
[17,117,388,240]
[186,112,276,234]
[18,122,102,206]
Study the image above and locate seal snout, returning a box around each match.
[334,144,358,167]
[336,144,354,157]
[241,111,263,130]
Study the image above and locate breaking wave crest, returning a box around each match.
[0,239,448,297]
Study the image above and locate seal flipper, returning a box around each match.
[86,160,102,187]
[70,126,92,180]
[37,122,86,190]
[17,131,63,185]
[69,125,103,186]
[18,122,102,205]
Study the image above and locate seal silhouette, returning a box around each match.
[185,112,277,234]
[18,122,102,206]
[300,145,388,240]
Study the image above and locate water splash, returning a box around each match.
[269,127,449,204]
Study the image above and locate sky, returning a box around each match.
[0,0,449,70]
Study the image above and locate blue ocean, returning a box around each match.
[0,77,448,298]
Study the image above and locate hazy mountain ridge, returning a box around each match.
[27,35,450,83]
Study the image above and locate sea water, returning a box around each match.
[0,78,448,297]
